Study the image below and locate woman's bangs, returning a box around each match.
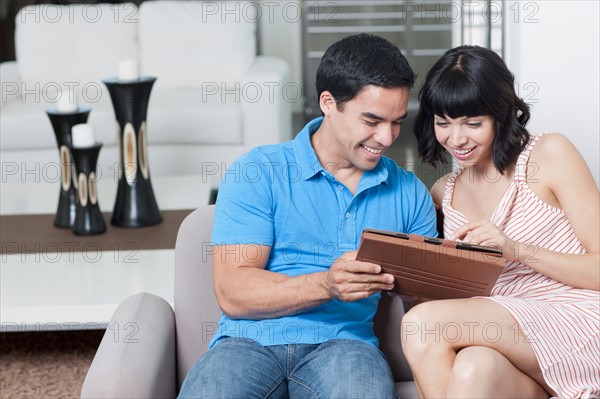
[426,71,487,119]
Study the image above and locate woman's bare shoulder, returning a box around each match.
[529,133,590,183]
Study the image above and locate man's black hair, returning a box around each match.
[316,33,415,111]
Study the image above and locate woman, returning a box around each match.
[404,45,599,398]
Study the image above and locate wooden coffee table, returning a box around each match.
[1,176,210,331]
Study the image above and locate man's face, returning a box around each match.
[320,85,410,172]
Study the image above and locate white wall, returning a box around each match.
[505,0,599,186]
[259,0,303,113]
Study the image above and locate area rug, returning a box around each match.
[0,330,104,399]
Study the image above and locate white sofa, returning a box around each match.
[0,1,292,183]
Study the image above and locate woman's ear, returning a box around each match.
[319,91,336,116]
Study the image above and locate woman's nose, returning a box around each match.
[449,126,468,146]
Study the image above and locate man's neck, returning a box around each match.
[310,122,365,195]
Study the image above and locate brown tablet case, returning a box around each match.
[356,229,505,300]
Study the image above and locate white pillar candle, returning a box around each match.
[118,59,140,81]
[56,90,78,113]
[71,124,95,148]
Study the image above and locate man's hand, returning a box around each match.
[323,251,395,301]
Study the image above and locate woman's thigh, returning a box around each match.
[401,298,549,391]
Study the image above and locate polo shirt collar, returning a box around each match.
[293,117,326,181]
[292,117,390,186]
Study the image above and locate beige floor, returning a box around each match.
[0,330,104,399]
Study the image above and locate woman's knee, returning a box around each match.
[401,301,444,359]
[447,346,502,396]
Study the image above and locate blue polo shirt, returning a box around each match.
[210,117,437,348]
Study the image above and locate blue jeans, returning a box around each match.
[178,338,397,399]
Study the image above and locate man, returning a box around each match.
[179,33,437,398]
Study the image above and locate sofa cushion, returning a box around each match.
[0,89,116,151]
[0,89,242,151]
[138,1,257,90]
[15,3,138,87]
[147,90,243,145]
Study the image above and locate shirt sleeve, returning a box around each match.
[404,173,438,238]
[211,149,275,246]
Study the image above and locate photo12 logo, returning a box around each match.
[18,3,139,24]
[1,241,139,264]
[2,81,103,105]
[201,81,302,104]
[393,1,540,24]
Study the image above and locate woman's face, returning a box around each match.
[433,114,495,167]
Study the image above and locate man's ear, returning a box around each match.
[319,91,336,116]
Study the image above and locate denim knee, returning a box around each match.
[178,338,286,399]
[289,339,397,399]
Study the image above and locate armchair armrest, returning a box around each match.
[241,56,293,148]
[1,61,21,107]
[81,293,177,399]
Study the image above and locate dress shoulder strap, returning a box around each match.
[513,133,548,182]
[442,168,463,208]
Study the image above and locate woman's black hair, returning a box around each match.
[316,33,415,111]
[413,46,530,174]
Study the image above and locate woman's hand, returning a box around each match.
[450,220,518,261]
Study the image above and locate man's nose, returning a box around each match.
[374,124,396,147]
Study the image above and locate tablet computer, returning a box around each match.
[356,229,505,300]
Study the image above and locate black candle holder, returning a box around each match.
[46,108,91,228]
[71,143,106,236]
[103,77,162,227]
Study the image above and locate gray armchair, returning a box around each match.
[81,206,418,398]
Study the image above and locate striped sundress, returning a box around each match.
[442,133,600,398]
